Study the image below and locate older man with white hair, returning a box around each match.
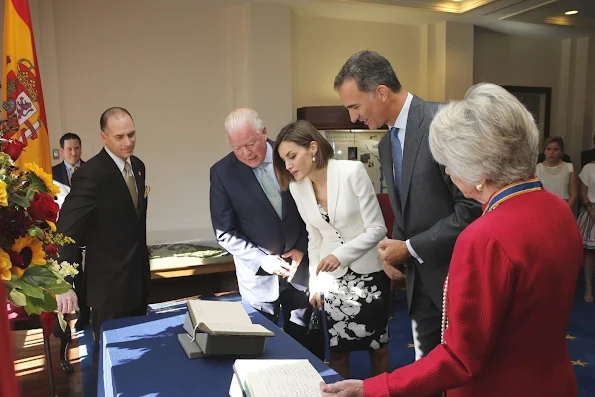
[209,108,322,358]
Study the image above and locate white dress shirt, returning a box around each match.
[389,92,424,264]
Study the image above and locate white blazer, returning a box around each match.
[289,159,387,293]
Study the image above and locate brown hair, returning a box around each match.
[273,120,334,191]
[543,136,564,152]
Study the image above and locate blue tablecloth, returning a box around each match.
[99,303,341,396]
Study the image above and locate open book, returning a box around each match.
[232,359,325,397]
[186,300,274,337]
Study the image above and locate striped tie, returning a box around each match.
[391,127,403,200]
[258,164,282,218]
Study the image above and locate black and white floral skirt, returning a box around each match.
[323,268,390,352]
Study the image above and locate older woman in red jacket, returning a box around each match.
[321,83,582,397]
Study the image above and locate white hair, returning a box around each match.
[224,108,265,135]
[429,83,539,189]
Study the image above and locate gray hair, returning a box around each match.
[429,83,539,189]
[224,108,265,135]
[334,50,402,94]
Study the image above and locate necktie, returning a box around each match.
[258,163,282,218]
[124,162,139,214]
[68,165,78,184]
[391,127,403,199]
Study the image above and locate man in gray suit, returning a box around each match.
[334,51,481,360]
[210,108,322,358]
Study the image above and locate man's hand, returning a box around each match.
[316,254,341,275]
[309,292,323,309]
[56,290,79,314]
[282,249,304,268]
[260,255,293,277]
[378,239,410,266]
[383,261,406,280]
[320,380,364,396]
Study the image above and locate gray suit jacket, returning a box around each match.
[379,95,481,310]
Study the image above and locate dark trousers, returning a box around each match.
[410,272,442,360]
[257,280,325,360]
[74,270,90,322]
[91,304,147,396]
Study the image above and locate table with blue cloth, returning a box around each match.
[98,302,341,396]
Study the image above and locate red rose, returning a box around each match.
[45,244,58,257]
[28,193,59,223]
[2,140,25,161]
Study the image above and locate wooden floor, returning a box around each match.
[13,320,84,397]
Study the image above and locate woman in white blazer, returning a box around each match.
[273,120,390,378]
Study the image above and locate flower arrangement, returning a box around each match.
[1,138,78,330]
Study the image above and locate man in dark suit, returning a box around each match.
[334,51,481,361]
[52,132,90,331]
[52,132,84,187]
[210,108,321,358]
[55,107,149,385]
[581,135,595,167]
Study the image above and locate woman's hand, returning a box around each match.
[316,254,341,275]
[309,292,323,309]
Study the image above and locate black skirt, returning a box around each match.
[323,268,390,352]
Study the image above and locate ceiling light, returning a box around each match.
[564,10,579,15]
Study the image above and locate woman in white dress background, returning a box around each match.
[535,136,577,210]
[273,120,390,379]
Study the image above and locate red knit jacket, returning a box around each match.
[364,190,582,397]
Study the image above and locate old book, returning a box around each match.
[186,300,274,337]
[232,359,325,397]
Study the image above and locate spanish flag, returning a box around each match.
[1,0,51,172]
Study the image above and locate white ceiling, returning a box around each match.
[265,0,595,38]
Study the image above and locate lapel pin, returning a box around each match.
[138,171,142,176]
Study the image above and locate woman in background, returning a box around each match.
[535,136,577,210]
[321,83,582,397]
[577,160,595,302]
[273,120,390,379]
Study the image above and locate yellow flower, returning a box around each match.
[23,162,60,197]
[0,180,7,207]
[0,248,12,280]
[11,234,46,277]
[47,221,57,232]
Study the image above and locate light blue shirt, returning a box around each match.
[64,160,81,181]
[252,142,281,191]
[389,93,424,264]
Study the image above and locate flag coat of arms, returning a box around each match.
[1,0,51,172]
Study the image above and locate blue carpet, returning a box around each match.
[81,284,594,396]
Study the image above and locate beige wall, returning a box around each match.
[292,15,422,109]
[18,0,294,244]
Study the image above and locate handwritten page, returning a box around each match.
[234,359,324,397]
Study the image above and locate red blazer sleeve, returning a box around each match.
[364,232,514,397]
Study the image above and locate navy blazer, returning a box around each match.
[209,145,309,307]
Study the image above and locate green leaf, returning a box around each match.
[28,227,44,240]
[24,297,42,315]
[57,311,67,332]
[8,288,27,306]
[5,276,21,290]
[21,266,56,287]
[41,292,58,312]
[45,282,72,295]
[9,193,30,208]
[20,281,45,299]
[25,187,36,201]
